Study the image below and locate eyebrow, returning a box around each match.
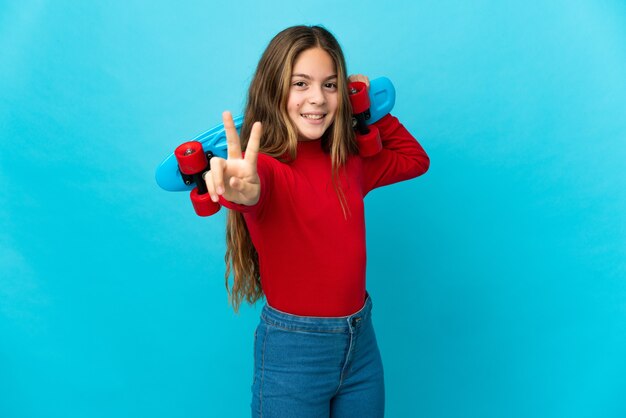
[291,73,338,80]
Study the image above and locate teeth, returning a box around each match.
[302,114,324,120]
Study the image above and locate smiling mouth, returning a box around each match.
[301,113,326,120]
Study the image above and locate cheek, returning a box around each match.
[288,99,300,113]
[330,95,339,112]
[330,100,339,118]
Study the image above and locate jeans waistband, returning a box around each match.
[261,295,372,333]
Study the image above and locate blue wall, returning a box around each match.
[1,1,625,417]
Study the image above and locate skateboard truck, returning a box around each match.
[174,141,221,217]
[349,81,382,157]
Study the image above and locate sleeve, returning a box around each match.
[218,153,275,217]
[361,113,430,194]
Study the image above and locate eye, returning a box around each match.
[292,81,307,88]
[324,82,338,90]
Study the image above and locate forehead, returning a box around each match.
[292,47,336,77]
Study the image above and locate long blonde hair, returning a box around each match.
[225,25,358,312]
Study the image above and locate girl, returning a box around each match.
[203,25,429,418]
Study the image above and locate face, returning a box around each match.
[287,47,339,142]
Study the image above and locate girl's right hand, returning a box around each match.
[348,74,370,90]
[203,111,262,206]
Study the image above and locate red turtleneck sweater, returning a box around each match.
[219,114,429,316]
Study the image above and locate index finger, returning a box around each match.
[222,111,242,160]
[244,121,262,168]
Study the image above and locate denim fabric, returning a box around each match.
[251,296,385,418]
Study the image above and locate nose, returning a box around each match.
[307,84,326,105]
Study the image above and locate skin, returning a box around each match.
[287,47,339,142]
[203,112,262,206]
[204,47,370,205]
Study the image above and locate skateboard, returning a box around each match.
[155,76,396,216]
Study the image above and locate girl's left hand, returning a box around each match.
[348,74,370,90]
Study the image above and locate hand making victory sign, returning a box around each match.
[203,111,262,206]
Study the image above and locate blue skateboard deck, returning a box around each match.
[155,76,395,192]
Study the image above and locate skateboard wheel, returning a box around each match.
[190,188,221,217]
[348,81,370,115]
[175,141,207,175]
[356,125,382,157]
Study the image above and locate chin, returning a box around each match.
[301,133,326,141]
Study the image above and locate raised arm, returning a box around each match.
[361,114,430,194]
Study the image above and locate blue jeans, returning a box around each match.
[251,296,385,418]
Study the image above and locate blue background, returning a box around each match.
[2,1,625,417]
